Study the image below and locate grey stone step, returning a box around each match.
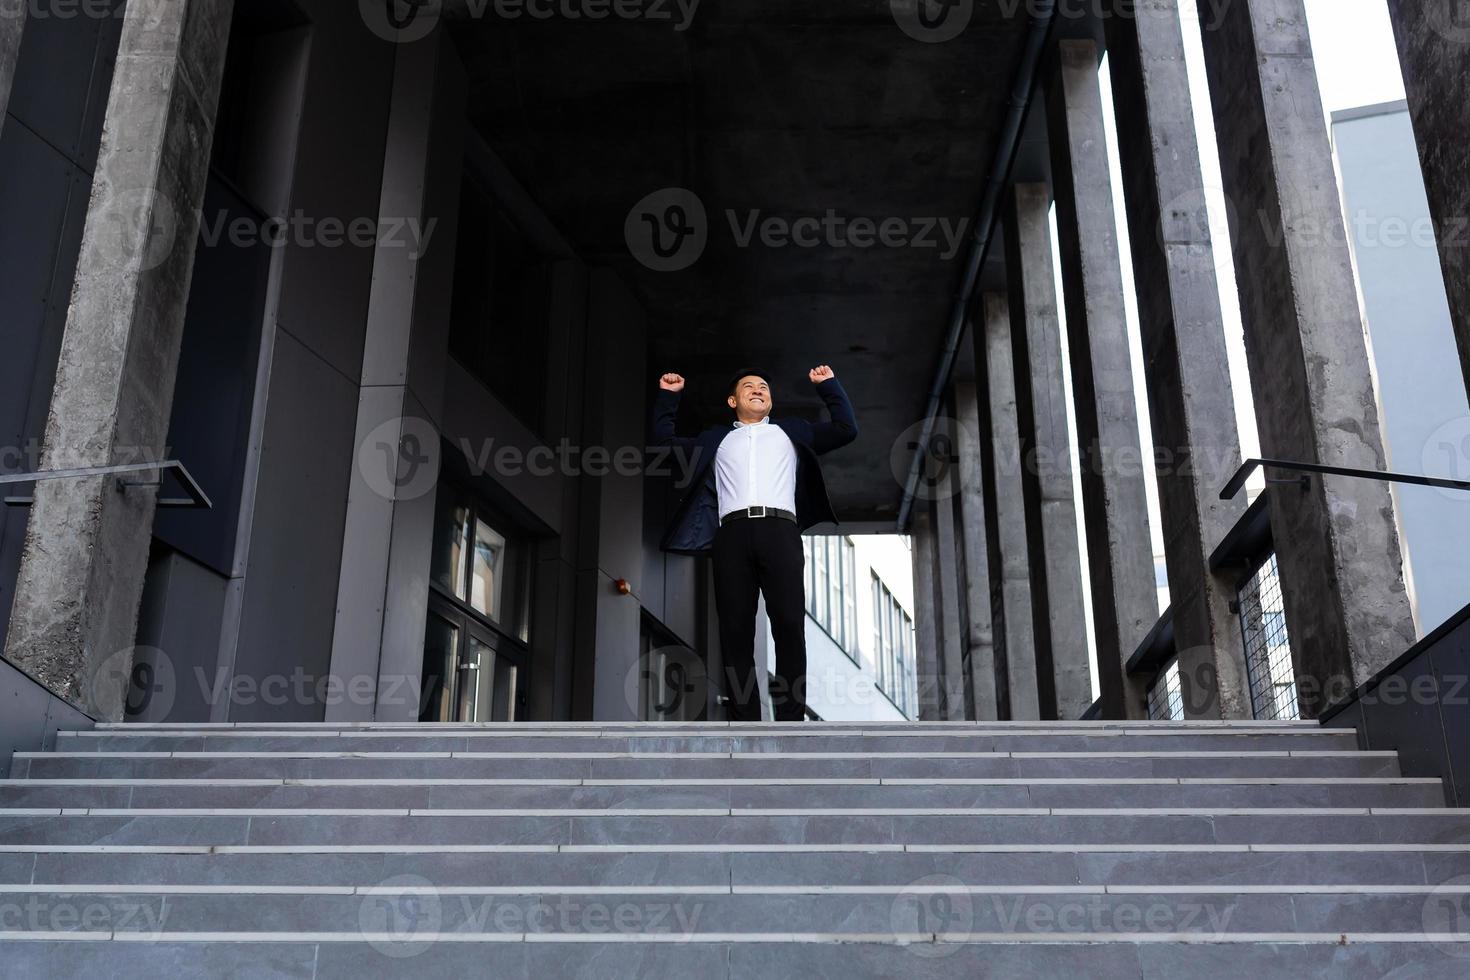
[0,887,1460,937]
[0,778,1441,811]
[2,810,1469,847]
[17,846,1456,889]
[3,938,1469,980]
[13,750,1399,782]
[50,730,1360,753]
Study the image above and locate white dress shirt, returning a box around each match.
[715,417,798,519]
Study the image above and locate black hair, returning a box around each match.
[727,369,771,398]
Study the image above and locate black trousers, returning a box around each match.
[712,517,808,721]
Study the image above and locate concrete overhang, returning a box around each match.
[444,2,1101,525]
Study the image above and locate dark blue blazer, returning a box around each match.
[650,379,860,556]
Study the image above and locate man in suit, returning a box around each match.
[651,366,859,720]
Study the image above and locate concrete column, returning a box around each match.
[976,292,1042,721]
[1046,38,1158,721]
[931,462,971,720]
[954,382,999,720]
[328,34,466,722]
[910,504,944,720]
[1004,183,1094,721]
[1386,1,1470,401]
[3,0,234,720]
[0,2,23,138]
[1195,0,1417,716]
[1105,0,1251,719]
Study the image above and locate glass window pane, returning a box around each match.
[461,634,495,723]
[419,614,459,723]
[471,518,508,619]
[431,494,472,601]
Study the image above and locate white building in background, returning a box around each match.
[760,535,917,721]
[1332,100,1470,636]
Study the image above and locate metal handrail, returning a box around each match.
[1220,457,1470,501]
[1,461,212,509]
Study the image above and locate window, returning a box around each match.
[803,535,857,654]
[1238,554,1300,721]
[871,573,917,719]
[422,482,532,723]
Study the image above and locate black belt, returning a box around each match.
[720,506,798,527]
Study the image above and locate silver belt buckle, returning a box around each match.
[749,506,767,519]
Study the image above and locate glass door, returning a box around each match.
[421,483,532,723]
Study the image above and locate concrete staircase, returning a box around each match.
[2,720,1470,977]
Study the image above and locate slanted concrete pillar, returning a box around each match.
[1106,0,1251,719]
[910,505,945,720]
[3,0,235,720]
[930,463,971,720]
[1195,0,1417,716]
[0,3,23,138]
[954,382,999,720]
[976,292,1042,720]
[328,34,465,722]
[1386,1,1470,401]
[1046,38,1158,720]
[1004,183,1094,721]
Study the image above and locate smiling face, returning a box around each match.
[728,374,773,422]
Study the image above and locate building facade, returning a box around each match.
[0,0,1465,747]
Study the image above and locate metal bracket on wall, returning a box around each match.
[1,461,212,509]
[1220,457,1470,501]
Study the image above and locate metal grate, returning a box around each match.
[1147,659,1184,721]
[1238,554,1300,721]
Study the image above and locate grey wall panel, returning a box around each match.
[269,1,395,382]
[0,655,92,775]
[133,550,228,723]
[6,0,121,171]
[441,360,567,534]
[232,329,360,722]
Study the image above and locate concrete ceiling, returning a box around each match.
[448,1,1039,527]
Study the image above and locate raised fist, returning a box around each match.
[659,373,686,392]
[808,365,835,384]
